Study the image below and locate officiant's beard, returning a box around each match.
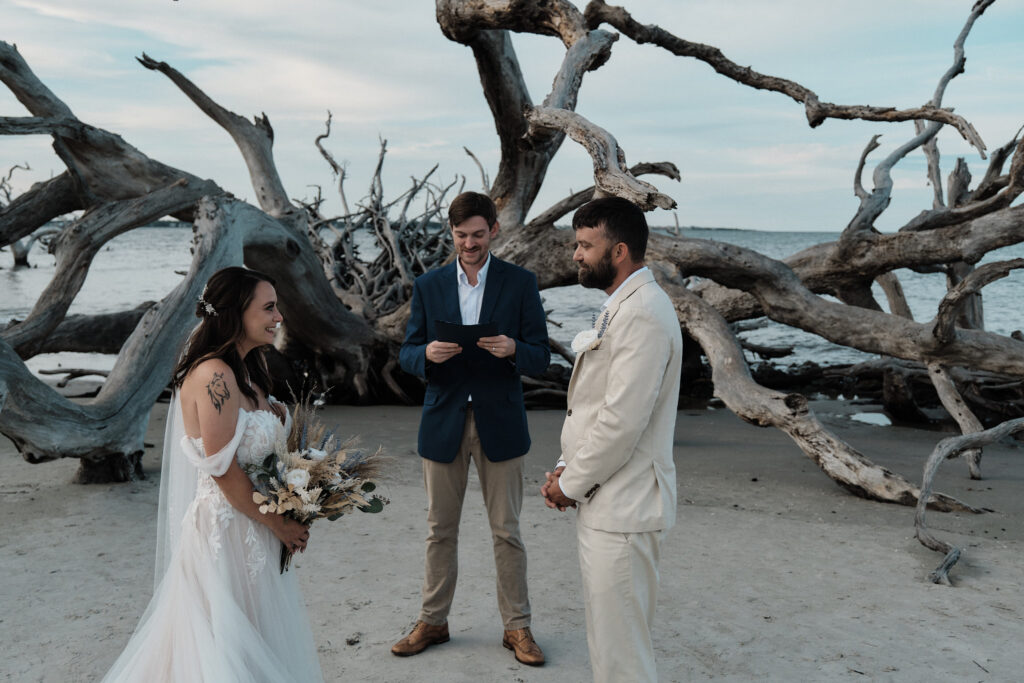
[578,249,616,290]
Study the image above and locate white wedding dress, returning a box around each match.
[102,395,324,682]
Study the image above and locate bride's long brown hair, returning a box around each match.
[172,267,276,407]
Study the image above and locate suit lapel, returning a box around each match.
[602,269,654,332]
[478,255,505,324]
[566,351,585,403]
[566,270,655,403]
[439,262,461,324]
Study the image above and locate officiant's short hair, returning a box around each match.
[449,191,497,229]
[572,197,648,261]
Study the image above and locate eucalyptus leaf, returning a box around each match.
[358,497,384,514]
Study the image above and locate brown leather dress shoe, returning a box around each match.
[391,621,450,657]
[502,627,545,666]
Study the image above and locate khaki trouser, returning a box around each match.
[578,524,664,683]
[419,406,531,629]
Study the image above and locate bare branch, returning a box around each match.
[0,115,85,137]
[929,0,995,108]
[313,111,351,215]
[932,259,1024,344]
[1,177,218,357]
[901,134,1024,233]
[842,122,945,242]
[528,161,680,227]
[874,272,913,319]
[663,236,1024,376]
[526,106,676,210]
[915,120,945,209]
[915,417,1024,584]
[463,146,490,191]
[0,172,82,247]
[583,1,987,154]
[659,271,973,510]
[542,28,617,112]
[971,127,1022,201]
[436,0,588,48]
[137,53,293,217]
[853,135,882,201]
[946,158,972,207]
[436,4,618,227]
[837,0,996,243]
[0,41,74,119]
[927,362,984,479]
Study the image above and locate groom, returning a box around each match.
[542,197,682,683]
[394,191,550,665]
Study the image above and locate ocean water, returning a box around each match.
[3,226,1023,376]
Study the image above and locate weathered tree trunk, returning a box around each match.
[7,225,58,267]
[0,203,245,480]
[32,304,153,355]
[915,417,1024,584]
[658,269,975,511]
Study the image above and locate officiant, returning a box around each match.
[393,191,550,666]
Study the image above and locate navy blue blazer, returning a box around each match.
[399,256,550,463]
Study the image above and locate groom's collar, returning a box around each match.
[600,266,650,312]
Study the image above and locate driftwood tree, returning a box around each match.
[432,0,1023,506]
[1,0,1022,552]
[0,162,58,266]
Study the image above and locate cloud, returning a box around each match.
[2,0,1021,230]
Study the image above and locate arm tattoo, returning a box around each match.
[207,372,231,414]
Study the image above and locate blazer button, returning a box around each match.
[567,408,573,416]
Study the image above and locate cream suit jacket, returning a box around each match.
[559,269,682,533]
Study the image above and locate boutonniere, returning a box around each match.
[571,329,602,354]
[571,309,610,354]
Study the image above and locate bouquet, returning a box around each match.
[244,395,387,572]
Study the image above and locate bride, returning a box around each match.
[103,267,324,682]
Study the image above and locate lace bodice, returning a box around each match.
[181,408,289,581]
[185,408,287,475]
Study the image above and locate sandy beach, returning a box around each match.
[2,399,1022,682]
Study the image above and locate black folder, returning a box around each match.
[435,320,498,354]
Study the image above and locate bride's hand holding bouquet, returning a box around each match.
[244,393,388,572]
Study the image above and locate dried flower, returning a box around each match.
[285,468,311,489]
[243,392,388,572]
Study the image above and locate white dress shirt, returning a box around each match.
[601,266,648,312]
[456,253,490,325]
[456,254,491,402]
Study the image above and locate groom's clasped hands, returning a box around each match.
[541,466,576,511]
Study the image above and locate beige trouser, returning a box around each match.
[578,524,664,683]
[419,406,531,629]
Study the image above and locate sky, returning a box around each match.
[2,0,1023,232]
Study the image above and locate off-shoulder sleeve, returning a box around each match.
[179,411,249,477]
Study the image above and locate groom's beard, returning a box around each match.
[577,248,616,290]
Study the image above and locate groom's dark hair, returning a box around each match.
[449,191,497,228]
[572,197,648,262]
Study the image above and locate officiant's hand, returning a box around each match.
[426,341,462,363]
[478,334,515,359]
